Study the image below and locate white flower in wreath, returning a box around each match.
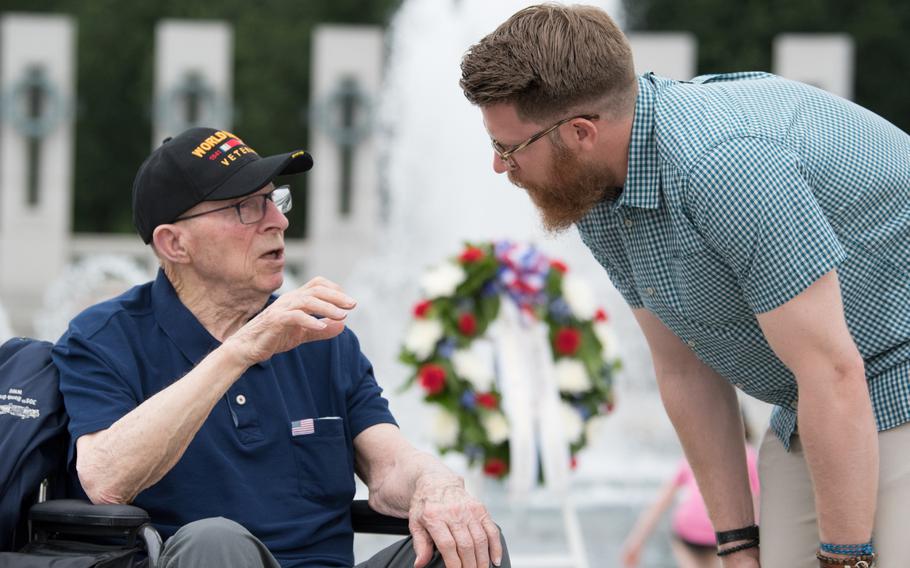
[585,414,610,446]
[452,348,494,392]
[404,319,444,360]
[560,401,584,444]
[420,262,467,298]
[554,358,591,394]
[594,322,619,360]
[432,409,460,447]
[562,274,597,320]
[481,412,510,444]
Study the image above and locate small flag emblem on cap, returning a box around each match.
[219,138,241,153]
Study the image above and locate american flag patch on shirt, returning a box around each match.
[291,418,315,436]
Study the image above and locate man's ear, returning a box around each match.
[566,116,599,151]
[152,224,191,264]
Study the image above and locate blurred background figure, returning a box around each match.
[620,416,759,568]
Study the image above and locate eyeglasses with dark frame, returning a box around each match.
[173,185,292,225]
[491,114,599,168]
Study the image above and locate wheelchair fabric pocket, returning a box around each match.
[0,539,140,567]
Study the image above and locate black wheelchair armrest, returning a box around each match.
[30,499,150,531]
[29,499,163,564]
[350,499,410,535]
[27,498,403,564]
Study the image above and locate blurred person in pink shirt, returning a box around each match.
[621,423,759,567]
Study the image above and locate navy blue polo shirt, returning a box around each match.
[53,270,397,568]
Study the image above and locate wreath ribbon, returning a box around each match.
[494,300,570,498]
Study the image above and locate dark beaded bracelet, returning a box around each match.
[816,550,876,568]
[717,538,760,557]
[716,524,759,545]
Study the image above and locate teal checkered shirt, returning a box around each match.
[577,72,910,448]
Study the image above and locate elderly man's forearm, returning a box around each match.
[368,445,463,517]
[77,344,250,503]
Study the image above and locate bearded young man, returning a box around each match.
[460,5,910,568]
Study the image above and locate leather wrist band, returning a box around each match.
[715,524,759,545]
[717,538,759,557]
[816,551,876,568]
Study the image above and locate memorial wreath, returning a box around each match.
[400,241,620,479]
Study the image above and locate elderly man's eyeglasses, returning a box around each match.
[174,186,292,225]
[491,114,599,168]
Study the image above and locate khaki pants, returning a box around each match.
[758,422,910,567]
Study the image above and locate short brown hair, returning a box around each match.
[459,4,636,122]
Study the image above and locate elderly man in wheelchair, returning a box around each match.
[1,127,508,568]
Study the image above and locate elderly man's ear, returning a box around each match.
[152,225,192,264]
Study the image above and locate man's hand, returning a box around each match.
[354,425,505,567]
[225,276,355,365]
[408,476,503,568]
[721,546,760,567]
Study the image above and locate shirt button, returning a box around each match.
[235,394,247,406]
[687,340,696,348]
[645,287,655,296]
[790,400,798,410]
[624,218,633,228]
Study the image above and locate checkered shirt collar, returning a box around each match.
[618,73,663,210]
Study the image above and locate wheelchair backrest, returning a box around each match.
[0,338,68,552]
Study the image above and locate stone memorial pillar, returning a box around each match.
[628,32,697,80]
[773,34,854,99]
[0,14,76,336]
[308,26,383,284]
[153,20,233,146]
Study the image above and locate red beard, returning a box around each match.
[509,143,620,233]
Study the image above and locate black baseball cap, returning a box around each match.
[132,127,314,243]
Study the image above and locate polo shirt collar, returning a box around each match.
[616,73,661,210]
[151,269,221,366]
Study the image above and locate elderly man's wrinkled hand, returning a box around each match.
[227,276,355,365]
[409,476,502,568]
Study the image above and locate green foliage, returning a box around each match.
[0,0,402,235]
[622,0,910,132]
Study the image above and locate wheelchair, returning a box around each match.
[0,337,408,567]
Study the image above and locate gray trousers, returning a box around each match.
[158,517,510,568]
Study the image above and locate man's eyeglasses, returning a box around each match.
[491,114,599,168]
[174,186,292,225]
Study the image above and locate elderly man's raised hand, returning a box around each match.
[409,475,503,568]
[226,276,356,366]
